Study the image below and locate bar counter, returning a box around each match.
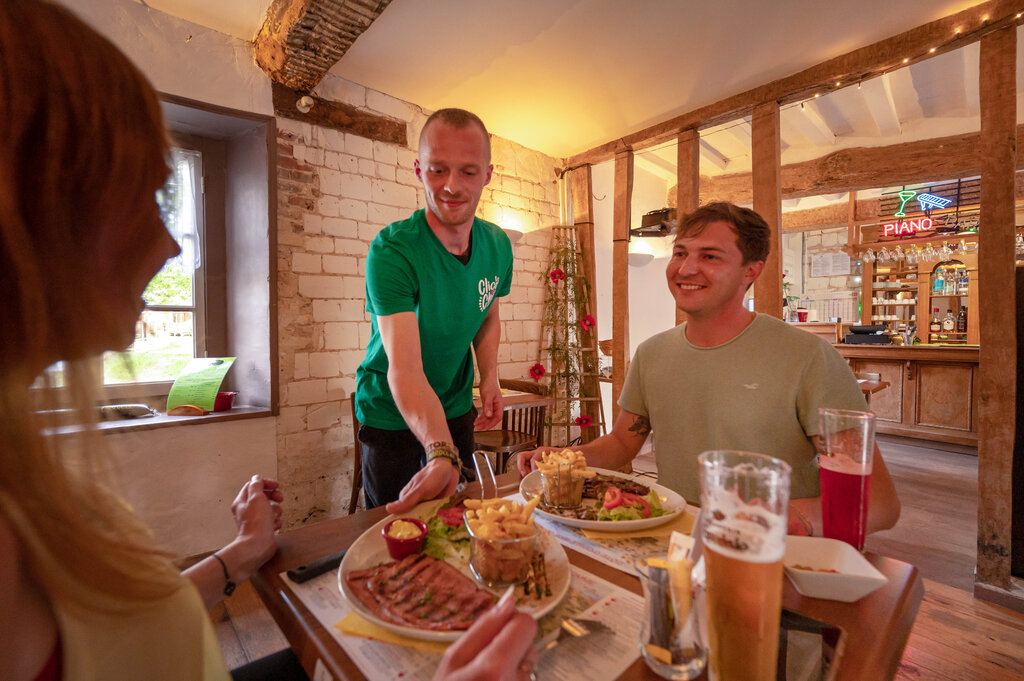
[835,344,979,447]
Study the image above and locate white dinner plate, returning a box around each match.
[519,467,686,531]
[338,502,571,642]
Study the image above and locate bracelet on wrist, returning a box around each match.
[792,507,814,537]
[425,441,460,468]
[211,552,236,596]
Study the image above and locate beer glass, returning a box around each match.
[818,408,875,551]
[698,450,790,681]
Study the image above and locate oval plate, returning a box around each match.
[338,505,570,642]
[520,467,686,531]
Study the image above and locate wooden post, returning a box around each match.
[569,167,602,441]
[675,130,700,327]
[752,101,783,319]
[975,24,1017,600]
[612,150,633,420]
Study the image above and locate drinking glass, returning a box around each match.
[637,563,706,679]
[698,450,791,681]
[862,248,875,263]
[817,408,876,551]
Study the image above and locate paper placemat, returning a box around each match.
[281,562,642,681]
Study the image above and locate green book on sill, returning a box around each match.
[167,357,236,412]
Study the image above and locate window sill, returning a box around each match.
[46,406,274,437]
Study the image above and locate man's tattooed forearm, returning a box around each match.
[628,415,652,437]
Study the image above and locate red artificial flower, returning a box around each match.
[574,415,593,428]
[580,314,596,332]
[529,363,546,380]
[549,269,565,283]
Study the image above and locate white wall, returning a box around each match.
[60,0,272,115]
[102,418,278,557]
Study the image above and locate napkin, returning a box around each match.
[335,612,451,654]
[579,509,697,541]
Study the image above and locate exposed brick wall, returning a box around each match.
[274,86,561,526]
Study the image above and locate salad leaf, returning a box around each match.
[597,490,669,522]
[424,512,469,561]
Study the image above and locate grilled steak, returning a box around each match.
[582,474,650,499]
[345,553,494,630]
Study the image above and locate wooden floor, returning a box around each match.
[212,436,1024,680]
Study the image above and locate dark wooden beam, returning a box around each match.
[976,25,1017,596]
[563,0,1022,168]
[271,82,406,145]
[675,130,699,327]
[698,126,1024,205]
[612,151,633,420]
[752,102,783,320]
[255,0,394,92]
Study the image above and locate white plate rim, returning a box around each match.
[338,509,570,642]
[519,467,685,531]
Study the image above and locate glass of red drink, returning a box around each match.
[817,408,876,551]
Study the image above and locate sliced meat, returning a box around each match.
[345,554,494,631]
[582,474,650,500]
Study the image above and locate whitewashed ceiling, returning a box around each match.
[136,0,1021,186]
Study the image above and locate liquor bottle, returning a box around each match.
[943,269,955,295]
[942,309,956,332]
[957,306,967,333]
[929,308,941,334]
[959,269,969,295]
[932,270,944,295]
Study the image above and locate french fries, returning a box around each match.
[537,449,594,508]
[465,498,541,584]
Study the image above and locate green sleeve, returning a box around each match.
[365,238,417,316]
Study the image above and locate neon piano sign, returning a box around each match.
[882,217,933,237]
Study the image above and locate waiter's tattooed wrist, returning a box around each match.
[628,415,652,437]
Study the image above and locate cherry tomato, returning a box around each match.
[603,486,623,509]
[436,506,465,527]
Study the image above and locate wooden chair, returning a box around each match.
[348,399,363,515]
[473,379,548,474]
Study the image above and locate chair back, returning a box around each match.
[498,378,548,447]
[348,399,363,515]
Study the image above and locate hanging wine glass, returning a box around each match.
[905,246,918,265]
[922,243,937,261]
[877,247,891,264]
[863,247,875,263]
[1015,234,1024,258]
[939,242,953,260]
[893,245,905,262]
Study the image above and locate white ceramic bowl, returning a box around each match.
[784,536,888,603]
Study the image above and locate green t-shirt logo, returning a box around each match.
[478,276,499,311]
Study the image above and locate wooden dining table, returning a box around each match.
[252,475,923,681]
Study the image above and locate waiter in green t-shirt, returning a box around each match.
[356,108,512,510]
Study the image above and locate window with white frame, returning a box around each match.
[103,148,206,390]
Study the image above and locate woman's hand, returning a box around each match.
[433,589,538,681]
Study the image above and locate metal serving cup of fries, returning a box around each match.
[465,513,538,587]
[540,463,585,509]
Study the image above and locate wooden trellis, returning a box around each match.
[539,225,605,446]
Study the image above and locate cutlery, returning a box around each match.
[286,549,347,583]
[542,616,611,653]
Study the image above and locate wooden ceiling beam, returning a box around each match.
[563,0,1021,168]
[692,124,1024,205]
[255,0,393,92]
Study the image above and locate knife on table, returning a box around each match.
[286,549,347,584]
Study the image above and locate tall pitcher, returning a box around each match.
[698,450,790,681]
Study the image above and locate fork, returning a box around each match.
[541,617,612,653]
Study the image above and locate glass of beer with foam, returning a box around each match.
[698,450,791,681]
